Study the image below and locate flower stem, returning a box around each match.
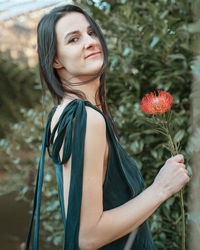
[165,125,185,250]
[179,189,185,250]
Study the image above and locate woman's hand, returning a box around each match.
[152,154,190,201]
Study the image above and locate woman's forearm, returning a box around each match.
[79,183,166,250]
[115,183,164,240]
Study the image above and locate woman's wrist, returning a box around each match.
[149,182,168,204]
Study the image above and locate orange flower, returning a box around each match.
[140,90,173,115]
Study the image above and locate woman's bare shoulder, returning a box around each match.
[85,105,106,127]
[50,100,106,133]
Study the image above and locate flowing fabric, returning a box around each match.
[26,99,156,250]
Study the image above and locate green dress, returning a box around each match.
[26,99,156,250]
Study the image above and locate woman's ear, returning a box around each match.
[53,57,63,69]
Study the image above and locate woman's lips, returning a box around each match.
[86,52,101,59]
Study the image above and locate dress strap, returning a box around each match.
[25,107,55,250]
[61,100,87,249]
[26,99,88,249]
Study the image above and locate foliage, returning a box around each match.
[76,0,195,249]
[0,50,40,138]
[0,91,64,248]
[0,0,199,249]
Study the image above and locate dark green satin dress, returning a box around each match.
[26,99,155,250]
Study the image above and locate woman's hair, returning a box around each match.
[37,4,120,141]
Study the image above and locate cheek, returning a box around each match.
[60,47,82,67]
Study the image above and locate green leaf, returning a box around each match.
[53,236,62,246]
[167,54,186,61]
[150,36,159,48]
[174,129,185,143]
[187,20,200,33]
[123,47,132,56]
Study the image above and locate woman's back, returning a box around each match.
[50,99,109,220]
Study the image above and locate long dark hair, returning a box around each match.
[37,4,120,141]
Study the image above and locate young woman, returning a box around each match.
[26,4,190,250]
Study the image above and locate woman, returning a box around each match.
[26,4,190,250]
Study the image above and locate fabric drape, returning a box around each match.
[26,99,155,250]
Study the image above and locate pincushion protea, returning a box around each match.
[140,90,173,115]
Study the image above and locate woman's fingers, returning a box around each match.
[185,169,189,175]
[167,154,184,163]
[153,153,191,199]
[177,163,186,169]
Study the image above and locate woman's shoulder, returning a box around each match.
[47,98,108,166]
[84,107,107,139]
[50,98,79,132]
[50,98,106,134]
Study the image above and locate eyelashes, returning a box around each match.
[69,37,79,43]
[89,30,96,36]
[68,30,96,44]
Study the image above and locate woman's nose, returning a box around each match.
[84,34,98,49]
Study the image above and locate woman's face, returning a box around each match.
[53,12,104,81]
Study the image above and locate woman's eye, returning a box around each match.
[68,37,79,43]
[89,30,96,36]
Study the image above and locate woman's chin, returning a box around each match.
[82,65,103,75]
[88,62,103,73]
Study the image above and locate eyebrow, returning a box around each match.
[64,25,92,42]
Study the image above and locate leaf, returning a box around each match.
[186,164,192,177]
[187,20,200,33]
[167,54,186,61]
[162,205,171,220]
[20,186,28,195]
[150,150,158,159]
[53,236,62,246]
[150,36,159,48]
[130,140,144,154]
[123,47,132,56]
[174,129,185,143]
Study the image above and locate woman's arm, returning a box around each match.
[67,107,189,250]
[98,184,163,243]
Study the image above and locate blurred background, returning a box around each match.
[0,0,200,249]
